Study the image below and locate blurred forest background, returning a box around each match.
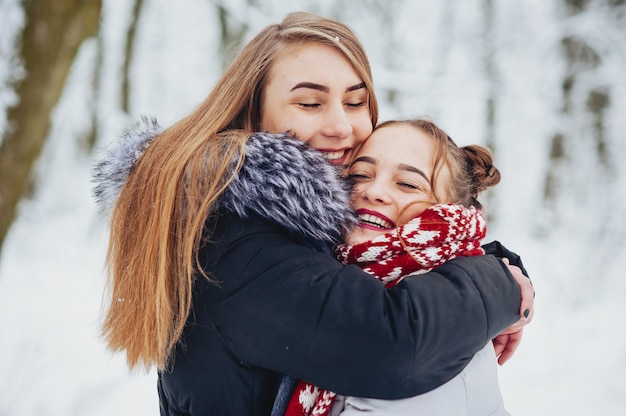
[0,0,625,415]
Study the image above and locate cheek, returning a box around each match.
[345,227,367,246]
[260,99,294,133]
[349,184,366,204]
[264,110,317,141]
[262,115,297,137]
[287,118,317,142]
[397,201,430,225]
[354,116,373,145]
[433,169,453,203]
[259,109,278,132]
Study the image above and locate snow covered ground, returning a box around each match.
[1,0,624,414]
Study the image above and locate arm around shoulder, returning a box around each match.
[205,214,521,399]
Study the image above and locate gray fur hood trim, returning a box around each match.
[92,118,355,243]
[92,116,161,215]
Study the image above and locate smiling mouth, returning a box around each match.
[321,149,346,161]
[357,213,394,230]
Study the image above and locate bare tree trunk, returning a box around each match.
[0,0,101,252]
[543,3,602,205]
[482,0,496,152]
[121,0,144,113]
[216,2,248,70]
[481,0,498,220]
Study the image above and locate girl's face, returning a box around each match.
[346,124,450,245]
[260,43,372,166]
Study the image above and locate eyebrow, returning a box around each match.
[351,156,431,184]
[350,155,376,166]
[398,163,431,184]
[290,81,366,93]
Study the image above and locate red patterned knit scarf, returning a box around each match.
[284,204,486,416]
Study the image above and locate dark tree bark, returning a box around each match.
[0,0,102,252]
[481,0,498,220]
[121,0,144,113]
[216,2,248,70]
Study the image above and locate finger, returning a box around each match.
[492,335,507,357]
[497,330,523,365]
[503,319,525,333]
[519,280,535,323]
[506,262,535,322]
[497,341,516,365]
[497,347,513,365]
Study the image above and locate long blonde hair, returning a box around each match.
[102,12,378,371]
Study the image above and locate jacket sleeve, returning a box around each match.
[483,240,530,277]
[205,214,521,399]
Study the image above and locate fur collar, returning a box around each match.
[92,117,355,243]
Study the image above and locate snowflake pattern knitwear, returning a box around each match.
[284,204,487,416]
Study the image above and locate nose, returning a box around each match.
[321,104,353,141]
[357,178,391,205]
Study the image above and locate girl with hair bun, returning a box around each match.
[287,118,521,416]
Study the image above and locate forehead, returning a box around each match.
[362,124,435,158]
[266,42,361,87]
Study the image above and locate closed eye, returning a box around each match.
[398,182,421,190]
[299,103,320,108]
[348,173,369,181]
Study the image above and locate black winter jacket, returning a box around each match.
[93,120,523,416]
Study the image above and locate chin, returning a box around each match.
[346,234,363,246]
[347,231,376,245]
